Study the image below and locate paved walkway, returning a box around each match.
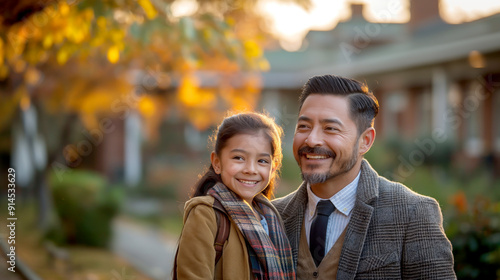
[0,255,24,280]
[0,237,41,280]
[111,219,178,280]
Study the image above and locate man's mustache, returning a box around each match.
[298,146,335,158]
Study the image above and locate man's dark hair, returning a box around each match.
[299,74,379,135]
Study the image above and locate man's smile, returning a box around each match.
[305,154,330,160]
[298,146,335,163]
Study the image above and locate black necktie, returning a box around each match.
[309,200,335,266]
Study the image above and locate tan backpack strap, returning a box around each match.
[212,199,230,265]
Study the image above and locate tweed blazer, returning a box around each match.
[273,159,456,279]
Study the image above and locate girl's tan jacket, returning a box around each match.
[175,196,252,279]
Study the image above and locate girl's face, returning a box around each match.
[211,131,274,205]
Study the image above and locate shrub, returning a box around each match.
[447,192,500,279]
[47,170,123,247]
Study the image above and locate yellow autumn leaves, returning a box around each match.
[178,74,261,130]
[0,0,270,82]
[0,1,129,73]
[3,3,92,65]
[0,0,272,135]
[244,40,270,71]
[138,0,158,20]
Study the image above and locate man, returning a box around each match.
[273,75,456,279]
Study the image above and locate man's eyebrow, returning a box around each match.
[298,116,344,127]
[321,118,344,127]
[297,116,312,122]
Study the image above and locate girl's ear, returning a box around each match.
[211,152,221,174]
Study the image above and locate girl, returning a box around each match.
[174,112,295,280]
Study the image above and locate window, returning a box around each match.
[464,80,484,156]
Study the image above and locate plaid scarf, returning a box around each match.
[208,183,296,280]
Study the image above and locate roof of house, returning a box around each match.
[262,12,500,89]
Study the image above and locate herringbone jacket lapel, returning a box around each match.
[337,160,378,280]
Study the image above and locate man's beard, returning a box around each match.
[299,141,359,185]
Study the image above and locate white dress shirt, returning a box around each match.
[260,215,269,234]
[304,171,360,253]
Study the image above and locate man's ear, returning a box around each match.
[210,152,221,174]
[358,127,376,156]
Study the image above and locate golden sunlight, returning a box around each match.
[440,0,500,24]
[359,0,409,23]
[255,0,500,51]
[256,0,409,51]
[171,0,199,18]
[256,0,350,51]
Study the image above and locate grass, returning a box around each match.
[0,200,152,280]
[121,211,184,239]
[160,214,184,238]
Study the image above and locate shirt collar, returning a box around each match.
[306,171,360,222]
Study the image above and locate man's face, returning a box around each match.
[293,94,362,185]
